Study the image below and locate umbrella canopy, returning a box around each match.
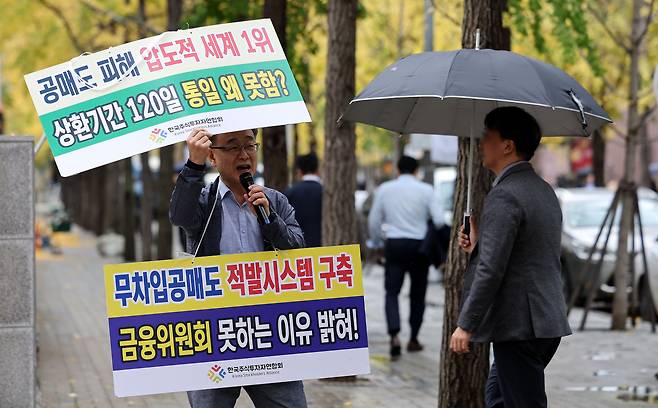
[342,49,612,137]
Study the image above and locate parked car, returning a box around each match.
[557,187,658,316]
[433,167,456,226]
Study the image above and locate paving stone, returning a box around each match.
[36,228,658,407]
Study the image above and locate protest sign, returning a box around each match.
[25,19,311,176]
[104,245,369,397]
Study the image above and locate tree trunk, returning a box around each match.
[309,119,318,153]
[137,0,147,38]
[592,129,606,187]
[122,158,136,261]
[65,175,82,225]
[80,171,92,230]
[155,0,182,260]
[307,79,318,154]
[262,127,289,190]
[322,0,358,246]
[438,1,509,407]
[115,161,126,245]
[60,176,73,225]
[136,0,153,261]
[263,0,289,191]
[394,0,407,160]
[639,120,652,188]
[140,153,154,260]
[80,168,104,234]
[92,167,105,235]
[157,149,174,259]
[292,124,299,182]
[611,0,643,330]
[102,162,120,233]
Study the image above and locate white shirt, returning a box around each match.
[368,174,444,245]
[302,174,322,184]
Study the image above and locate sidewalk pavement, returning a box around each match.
[36,227,658,407]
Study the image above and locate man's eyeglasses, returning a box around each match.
[210,143,260,154]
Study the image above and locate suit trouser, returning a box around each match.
[384,238,429,339]
[485,338,561,408]
[187,381,307,408]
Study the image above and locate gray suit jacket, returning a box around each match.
[169,165,305,257]
[458,162,572,343]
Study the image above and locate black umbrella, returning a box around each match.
[342,35,612,229]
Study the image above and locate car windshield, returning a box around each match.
[565,197,658,228]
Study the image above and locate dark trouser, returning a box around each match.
[188,381,307,408]
[384,238,429,339]
[485,338,561,408]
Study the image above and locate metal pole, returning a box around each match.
[568,189,620,314]
[633,189,657,332]
[34,134,47,155]
[424,0,434,52]
[466,118,474,213]
[421,0,435,185]
[464,29,481,233]
[578,187,621,330]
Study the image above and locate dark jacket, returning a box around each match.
[458,162,572,343]
[284,179,323,248]
[169,166,305,257]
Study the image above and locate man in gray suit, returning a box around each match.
[450,107,572,408]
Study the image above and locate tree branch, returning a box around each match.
[638,0,657,41]
[639,87,655,99]
[586,3,631,52]
[639,104,656,126]
[607,135,627,147]
[576,48,626,97]
[609,123,628,141]
[578,50,627,101]
[38,0,86,53]
[81,0,160,36]
[627,104,656,135]
[433,0,460,26]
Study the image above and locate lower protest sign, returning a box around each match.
[103,245,369,397]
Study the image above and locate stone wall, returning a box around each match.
[0,137,35,408]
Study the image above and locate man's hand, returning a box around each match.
[450,327,472,354]
[187,129,212,165]
[458,215,478,254]
[244,184,270,218]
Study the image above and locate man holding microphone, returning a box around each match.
[169,128,308,408]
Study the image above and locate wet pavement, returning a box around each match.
[36,227,658,407]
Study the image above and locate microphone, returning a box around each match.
[239,172,271,225]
